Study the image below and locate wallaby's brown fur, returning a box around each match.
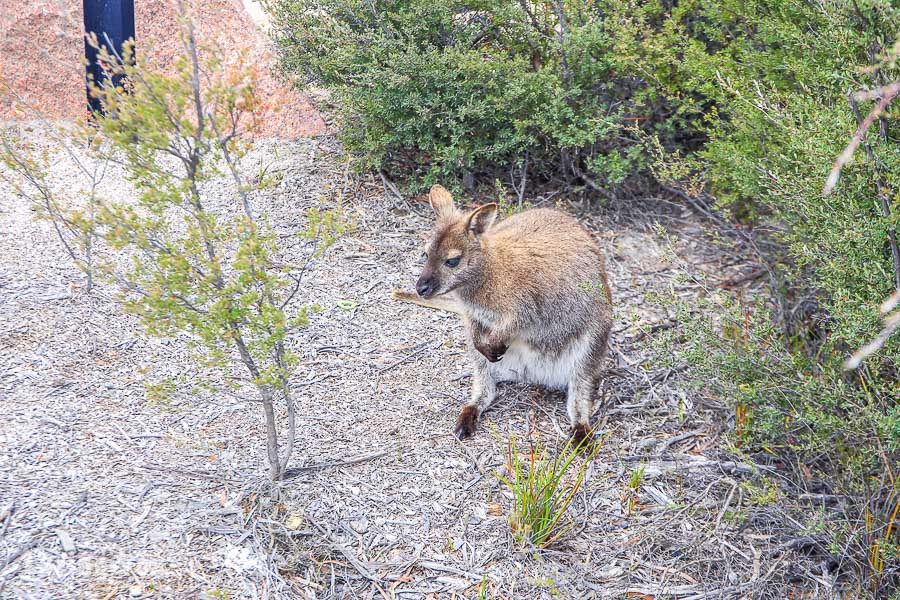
[395,185,613,445]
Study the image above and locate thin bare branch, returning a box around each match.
[823,81,900,196]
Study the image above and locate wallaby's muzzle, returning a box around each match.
[416,274,437,298]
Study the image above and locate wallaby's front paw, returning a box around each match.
[488,343,507,362]
[475,340,507,363]
[453,405,479,440]
[570,424,594,451]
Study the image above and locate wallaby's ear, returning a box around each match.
[466,203,498,237]
[429,184,455,218]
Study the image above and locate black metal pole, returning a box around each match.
[82,0,135,115]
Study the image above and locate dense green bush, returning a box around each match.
[625,0,900,349]
[267,0,690,192]
[639,2,899,589]
[643,0,900,472]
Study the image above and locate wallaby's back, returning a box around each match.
[471,208,611,340]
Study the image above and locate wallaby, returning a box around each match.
[394,185,613,446]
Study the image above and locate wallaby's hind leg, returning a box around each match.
[566,369,601,448]
[566,328,610,447]
[454,351,498,439]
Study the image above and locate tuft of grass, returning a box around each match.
[624,463,646,515]
[868,483,900,585]
[496,432,601,548]
[144,379,176,409]
[476,575,488,600]
[740,477,780,507]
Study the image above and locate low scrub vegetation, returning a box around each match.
[270,0,899,592]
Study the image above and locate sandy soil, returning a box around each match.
[0,0,324,138]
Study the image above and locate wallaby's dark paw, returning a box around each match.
[488,344,507,362]
[476,340,507,363]
[453,405,479,440]
[570,424,595,451]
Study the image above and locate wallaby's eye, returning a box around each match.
[445,256,461,268]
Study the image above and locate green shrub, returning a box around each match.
[629,0,900,351]
[618,5,900,557]
[267,0,688,192]
[658,292,897,471]
[637,0,900,526]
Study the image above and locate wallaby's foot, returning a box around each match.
[570,424,595,451]
[475,339,507,362]
[454,405,479,440]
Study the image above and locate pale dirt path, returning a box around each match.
[0,134,774,597]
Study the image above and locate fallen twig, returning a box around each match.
[376,341,433,374]
[0,537,37,572]
[655,428,706,455]
[719,268,766,289]
[280,449,389,479]
[378,169,404,203]
[417,560,484,580]
[0,503,15,539]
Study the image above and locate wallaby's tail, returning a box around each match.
[392,289,464,314]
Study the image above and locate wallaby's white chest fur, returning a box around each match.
[489,334,590,390]
[465,295,591,390]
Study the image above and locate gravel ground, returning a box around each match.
[0,131,839,598]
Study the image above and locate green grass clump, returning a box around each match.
[496,433,600,548]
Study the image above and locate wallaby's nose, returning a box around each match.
[416,277,435,298]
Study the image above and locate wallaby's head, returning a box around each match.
[415,185,497,299]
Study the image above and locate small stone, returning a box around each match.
[285,514,303,530]
[596,564,624,579]
[349,517,368,533]
[54,528,76,553]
